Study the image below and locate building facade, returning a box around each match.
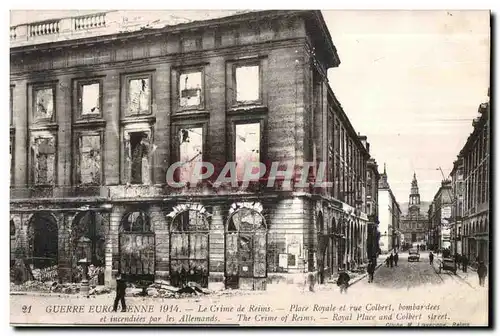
[10,10,373,290]
[449,157,465,256]
[460,94,490,265]
[428,181,453,252]
[377,165,401,253]
[364,155,380,260]
[400,173,429,248]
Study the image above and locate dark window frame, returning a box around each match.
[228,116,267,185]
[170,120,209,185]
[227,57,267,108]
[74,78,104,120]
[73,130,105,186]
[121,124,154,185]
[172,66,206,113]
[122,72,154,118]
[32,83,57,123]
[30,132,58,187]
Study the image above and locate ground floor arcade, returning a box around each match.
[10,195,369,290]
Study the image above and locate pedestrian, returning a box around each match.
[307,270,316,292]
[367,260,375,283]
[455,253,462,269]
[337,269,351,294]
[113,273,127,312]
[429,251,434,265]
[477,261,487,287]
[394,252,399,267]
[389,253,394,268]
[462,255,468,273]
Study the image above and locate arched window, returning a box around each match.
[120,210,151,233]
[169,208,210,288]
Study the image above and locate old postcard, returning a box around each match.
[9,9,490,327]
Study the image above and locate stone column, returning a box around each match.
[103,69,121,185]
[13,80,28,186]
[209,205,225,290]
[150,204,169,280]
[59,211,77,283]
[57,75,72,188]
[152,64,170,185]
[105,205,125,287]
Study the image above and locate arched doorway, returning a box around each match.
[28,212,59,278]
[71,211,106,284]
[225,206,267,290]
[119,210,155,283]
[169,207,210,288]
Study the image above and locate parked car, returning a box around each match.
[408,248,420,262]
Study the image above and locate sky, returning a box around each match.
[9,10,490,203]
[323,10,490,203]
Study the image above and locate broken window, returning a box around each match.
[126,132,151,184]
[34,87,54,120]
[235,65,260,103]
[78,134,101,185]
[235,123,260,181]
[128,78,150,115]
[32,136,56,185]
[179,127,203,184]
[121,210,151,233]
[179,71,202,108]
[80,82,101,116]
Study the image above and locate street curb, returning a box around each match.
[350,262,383,286]
[431,261,478,289]
[10,292,84,298]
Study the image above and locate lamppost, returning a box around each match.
[77,236,92,297]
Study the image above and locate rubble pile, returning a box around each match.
[88,285,112,296]
[10,280,52,293]
[31,265,58,283]
[129,280,211,299]
[10,280,112,296]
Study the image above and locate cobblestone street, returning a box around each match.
[11,252,488,326]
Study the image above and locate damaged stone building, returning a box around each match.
[10,10,374,290]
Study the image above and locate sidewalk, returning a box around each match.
[435,256,489,289]
[325,254,387,287]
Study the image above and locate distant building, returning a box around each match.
[400,173,430,247]
[365,156,380,259]
[377,165,402,253]
[449,156,465,256]
[428,180,453,252]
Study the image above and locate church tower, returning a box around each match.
[409,172,420,214]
